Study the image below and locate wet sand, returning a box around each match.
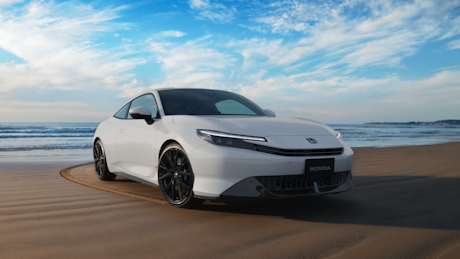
[1,143,460,258]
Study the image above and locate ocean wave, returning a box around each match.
[0,144,93,151]
[0,134,94,139]
[0,127,96,134]
[0,126,48,130]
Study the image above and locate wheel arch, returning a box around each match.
[93,137,101,147]
[158,139,181,159]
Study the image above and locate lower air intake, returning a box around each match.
[255,171,349,195]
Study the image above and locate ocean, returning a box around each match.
[1,122,460,161]
[0,122,98,162]
[330,124,460,148]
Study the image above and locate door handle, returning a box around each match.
[119,128,124,133]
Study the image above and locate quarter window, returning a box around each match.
[114,103,130,119]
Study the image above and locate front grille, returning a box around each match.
[245,143,343,157]
[255,171,349,195]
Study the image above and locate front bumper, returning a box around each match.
[207,171,353,202]
[188,141,354,199]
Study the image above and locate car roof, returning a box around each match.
[139,88,231,95]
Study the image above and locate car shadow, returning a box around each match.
[112,178,135,183]
[197,175,460,231]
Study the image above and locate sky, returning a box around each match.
[0,0,460,124]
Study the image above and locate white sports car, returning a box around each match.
[93,89,354,208]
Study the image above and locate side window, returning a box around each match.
[127,94,159,119]
[215,99,256,115]
[114,103,130,119]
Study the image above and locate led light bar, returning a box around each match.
[198,130,267,142]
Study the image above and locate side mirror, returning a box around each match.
[129,106,154,125]
[265,109,276,117]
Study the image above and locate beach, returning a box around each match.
[1,142,460,258]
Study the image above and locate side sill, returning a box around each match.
[113,171,159,188]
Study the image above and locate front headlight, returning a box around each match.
[197,129,266,148]
[335,132,344,142]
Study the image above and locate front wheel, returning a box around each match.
[93,139,116,181]
[158,143,204,208]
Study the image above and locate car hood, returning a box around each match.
[172,115,335,137]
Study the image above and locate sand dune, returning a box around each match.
[1,143,460,258]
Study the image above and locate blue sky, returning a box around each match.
[0,0,460,123]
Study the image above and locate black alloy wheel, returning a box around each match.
[93,140,116,181]
[158,143,204,208]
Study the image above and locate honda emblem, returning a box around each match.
[306,138,317,144]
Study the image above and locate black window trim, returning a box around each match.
[113,93,161,120]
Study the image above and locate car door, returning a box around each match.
[115,94,161,178]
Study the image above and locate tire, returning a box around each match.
[158,143,204,208]
[93,139,116,181]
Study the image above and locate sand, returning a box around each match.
[1,143,460,258]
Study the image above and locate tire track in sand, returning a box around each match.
[59,163,168,205]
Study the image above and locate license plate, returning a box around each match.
[305,158,335,178]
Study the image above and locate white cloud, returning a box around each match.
[235,0,460,76]
[188,0,234,22]
[161,30,185,38]
[384,70,460,106]
[440,14,460,40]
[339,32,418,68]
[232,69,460,123]
[0,0,24,7]
[153,44,229,73]
[236,70,396,100]
[448,39,460,49]
[0,100,89,107]
[0,1,144,97]
[254,0,333,34]
[1,0,458,123]
[189,0,209,9]
[150,72,224,89]
[116,79,145,98]
[148,36,233,89]
[0,107,111,122]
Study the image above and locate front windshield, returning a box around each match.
[158,89,268,116]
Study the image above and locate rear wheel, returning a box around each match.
[93,139,116,181]
[158,143,204,208]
